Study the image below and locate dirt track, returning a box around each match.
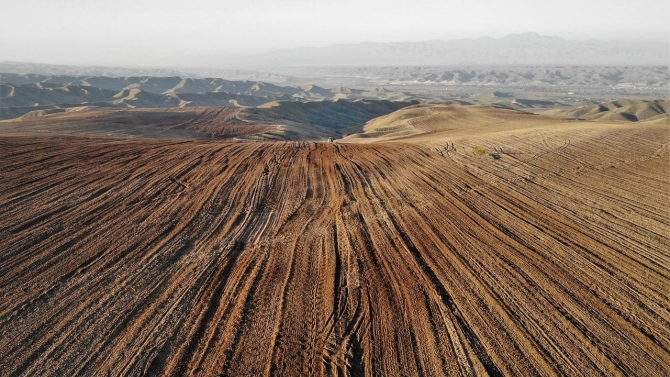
[0,121,668,376]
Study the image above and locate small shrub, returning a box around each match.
[472,146,487,155]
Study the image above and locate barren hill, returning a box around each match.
[341,103,560,143]
[0,83,295,119]
[0,100,415,140]
[0,103,667,375]
[543,98,669,123]
[0,73,408,99]
[0,74,413,121]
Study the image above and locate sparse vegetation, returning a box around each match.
[472,146,487,155]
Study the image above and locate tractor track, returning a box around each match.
[0,124,668,376]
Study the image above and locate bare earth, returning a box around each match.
[0,108,668,376]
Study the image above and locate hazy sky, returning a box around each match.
[2,0,668,66]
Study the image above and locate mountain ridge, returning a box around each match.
[161,33,669,67]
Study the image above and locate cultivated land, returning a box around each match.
[0,104,668,376]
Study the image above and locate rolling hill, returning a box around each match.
[0,102,667,376]
[0,73,411,98]
[0,83,290,119]
[341,103,561,143]
[0,100,416,140]
[542,98,669,123]
[0,74,414,120]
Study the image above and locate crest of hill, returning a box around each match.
[341,103,570,144]
[0,82,117,106]
[543,99,669,124]
[299,84,332,96]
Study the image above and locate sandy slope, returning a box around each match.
[542,99,669,124]
[341,103,574,144]
[0,108,668,376]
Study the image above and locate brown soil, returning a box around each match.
[0,115,668,376]
[0,107,276,139]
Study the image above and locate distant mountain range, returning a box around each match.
[162,33,669,67]
[271,65,669,89]
[0,62,288,82]
[3,63,667,100]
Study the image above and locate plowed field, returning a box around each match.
[0,107,276,139]
[0,117,668,376]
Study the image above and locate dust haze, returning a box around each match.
[1,0,668,66]
[1,1,669,376]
